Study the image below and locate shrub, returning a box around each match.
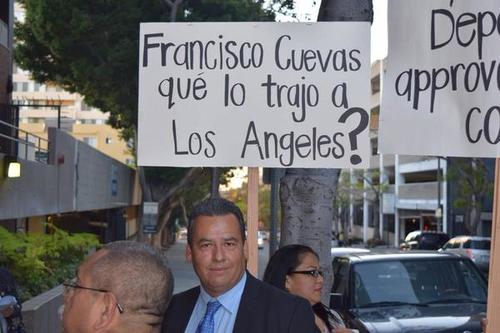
[0,225,99,301]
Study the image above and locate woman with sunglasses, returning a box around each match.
[263,244,352,333]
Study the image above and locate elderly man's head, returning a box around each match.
[62,241,173,333]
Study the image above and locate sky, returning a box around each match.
[279,0,388,63]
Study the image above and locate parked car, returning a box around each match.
[400,230,450,250]
[440,236,491,272]
[257,230,265,249]
[330,250,487,332]
[331,247,370,260]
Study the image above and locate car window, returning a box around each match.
[442,240,453,250]
[353,261,418,307]
[352,259,487,308]
[332,258,350,294]
[451,240,460,249]
[419,233,449,249]
[471,240,491,250]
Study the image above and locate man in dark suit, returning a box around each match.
[162,197,318,333]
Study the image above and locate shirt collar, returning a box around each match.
[199,271,247,314]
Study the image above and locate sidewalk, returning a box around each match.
[164,239,199,294]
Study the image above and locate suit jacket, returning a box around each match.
[162,272,319,333]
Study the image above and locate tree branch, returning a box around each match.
[162,0,184,22]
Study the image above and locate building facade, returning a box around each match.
[12,3,134,166]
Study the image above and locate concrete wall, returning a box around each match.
[22,285,63,333]
[0,128,138,220]
[75,137,133,211]
[0,156,59,219]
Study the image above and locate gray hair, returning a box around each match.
[90,241,173,325]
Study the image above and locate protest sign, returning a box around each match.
[138,22,370,168]
[380,0,500,157]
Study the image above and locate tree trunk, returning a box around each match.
[280,168,340,304]
[163,0,184,22]
[342,209,349,245]
[280,0,373,304]
[470,199,482,236]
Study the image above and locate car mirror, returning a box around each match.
[329,292,344,310]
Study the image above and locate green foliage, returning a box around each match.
[0,225,99,302]
[446,157,493,234]
[15,0,169,141]
[14,0,290,141]
[447,158,493,210]
[180,0,277,22]
[225,181,272,229]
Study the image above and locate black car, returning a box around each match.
[330,250,487,333]
[400,230,450,250]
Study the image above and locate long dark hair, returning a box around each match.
[263,244,341,332]
[263,244,317,291]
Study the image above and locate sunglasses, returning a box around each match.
[288,269,323,278]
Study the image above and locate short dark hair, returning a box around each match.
[90,241,173,325]
[187,197,246,246]
[263,244,318,291]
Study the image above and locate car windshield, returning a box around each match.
[419,233,448,248]
[352,259,487,308]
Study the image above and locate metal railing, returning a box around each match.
[0,119,50,163]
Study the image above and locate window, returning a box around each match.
[353,258,487,307]
[332,259,350,295]
[105,137,112,144]
[34,82,42,92]
[22,82,29,92]
[12,82,18,92]
[471,240,491,250]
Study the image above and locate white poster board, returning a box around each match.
[380,0,500,157]
[138,22,370,168]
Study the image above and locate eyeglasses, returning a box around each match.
[63,280,125,314]
[288,269,323,278]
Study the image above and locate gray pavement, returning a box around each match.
[165,239,270,294]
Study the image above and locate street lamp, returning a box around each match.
[3,156,21,178]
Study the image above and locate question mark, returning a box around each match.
[338,107,369,165]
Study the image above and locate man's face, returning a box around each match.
[62,251,106,333]
[187,214,248,297]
